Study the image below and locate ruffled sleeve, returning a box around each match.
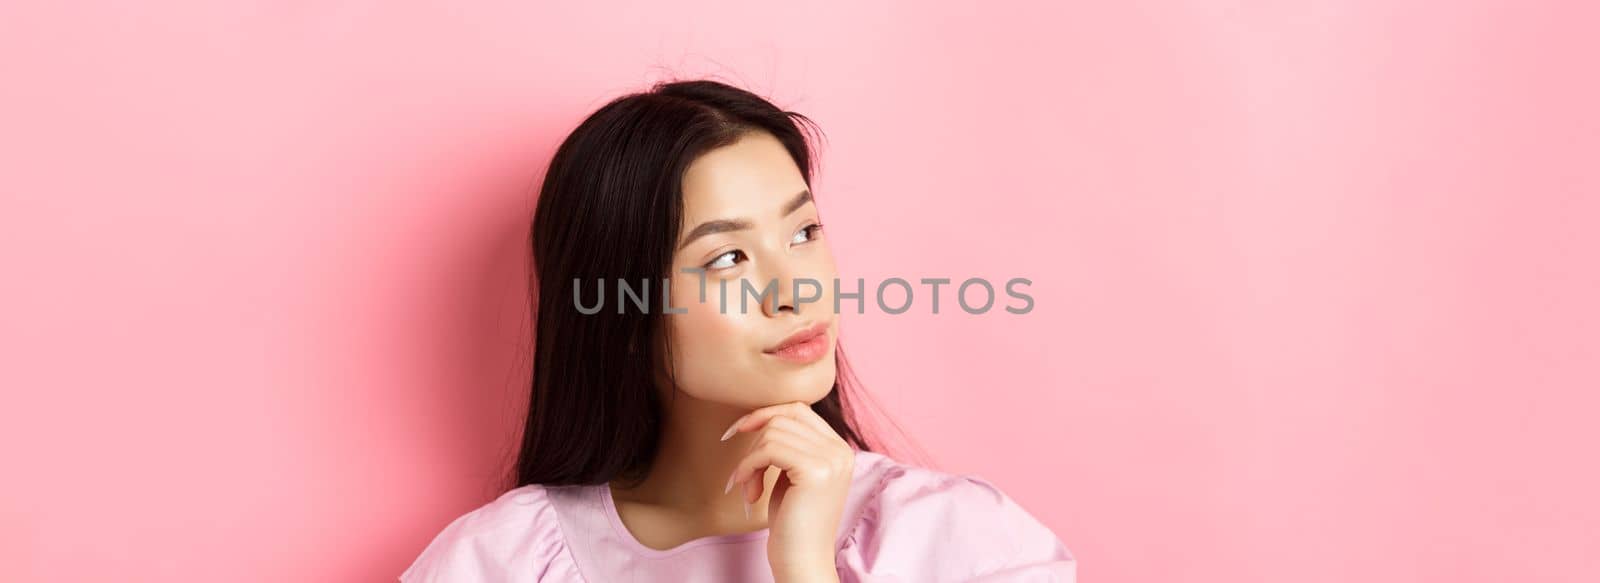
[836,467,1076,582]
[399,485,584,583]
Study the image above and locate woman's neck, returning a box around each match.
[608,390,779,526]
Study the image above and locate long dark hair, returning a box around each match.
[510,79,915,490]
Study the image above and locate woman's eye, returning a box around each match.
[704,225,820,271]
[792,223,824,245]
[705,250,745,270]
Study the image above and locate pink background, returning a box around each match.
[2,2,1596,581]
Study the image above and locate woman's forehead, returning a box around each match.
[679,133,808,222]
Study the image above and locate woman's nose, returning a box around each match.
[759,260,802,318]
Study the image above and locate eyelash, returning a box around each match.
[702,222,824,271]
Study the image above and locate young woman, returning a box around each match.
[401,79,1075,582]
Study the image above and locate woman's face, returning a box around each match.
[659,130,839,409]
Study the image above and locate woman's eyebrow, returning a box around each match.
[677,189,812,251]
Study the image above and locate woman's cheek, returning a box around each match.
[666,277,759,396]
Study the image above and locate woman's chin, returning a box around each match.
[766,366,838,404]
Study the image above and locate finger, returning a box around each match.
[725,425,814,494]
[762,414,855,467]
[728,439,829,494]
[770,471,792,510]
[729,419,819,496]
[762,415,832,449]
[744,470,762,506]
[720,401,840,442]
[769,401,838,437]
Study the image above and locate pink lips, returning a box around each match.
[763,321,831,364]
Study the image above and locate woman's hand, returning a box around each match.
[720,401,854,583]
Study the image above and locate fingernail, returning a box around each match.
[723,474,734,494]
[719,415,747,441]
[743,500,750,519]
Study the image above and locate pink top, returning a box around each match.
[400,449,1075,582]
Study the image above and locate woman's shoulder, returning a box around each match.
[412,484,562,548]
[841,450,1078,582]
[849,449,1036,518]
[399,484,583,582]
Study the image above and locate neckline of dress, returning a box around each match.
[595,482,770,559]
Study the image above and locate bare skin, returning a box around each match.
[606,130,852,583]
